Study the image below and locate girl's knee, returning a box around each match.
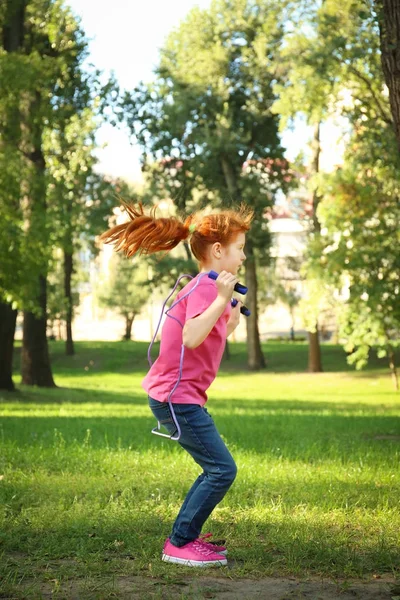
[207,454,237,487]
[222,459,237,485]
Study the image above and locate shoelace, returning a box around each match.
[199,533,225,547]
[193,540,217,556]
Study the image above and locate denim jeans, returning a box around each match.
[148,397,237,547]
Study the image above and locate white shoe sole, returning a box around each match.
[162,553,227,567]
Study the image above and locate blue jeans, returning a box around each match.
[148,397,237,547]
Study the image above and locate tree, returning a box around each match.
[122,0,293,369]
[0,0,86,387]
[0,0,26,390]
[272,0,395,372]
[0,0,116,388]
[98,255,151,341]
[41,0,118,357]
[271,0,343,371]
[0,0,59,387]
[257,260,301,340]
[308,116,400,389]
[375,0,400,150]
[46,119,117,356]
[17,0,73,387]
[278,285,302,341]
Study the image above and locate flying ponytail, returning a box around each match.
[100,201,253,262]
[100,201,192,258]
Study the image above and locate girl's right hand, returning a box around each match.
[215,270,238,302]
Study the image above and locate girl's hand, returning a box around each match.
[228,300,241,330]
[215,270,238,302]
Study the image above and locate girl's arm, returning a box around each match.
[183,270,237,349]
[183,296,227,348]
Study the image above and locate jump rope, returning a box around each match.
[148,270,250,441]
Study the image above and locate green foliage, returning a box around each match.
[298,276,338,336]
[309,120,400,374]
[272,0,398,378]
[0,146,26,307]
[97,254,152,339]
[146,253,198,291]
[121,0,293,250]
[0,0,118,313]
[257,260,298,308]
[46,249,84,329]
[273,0,386,128]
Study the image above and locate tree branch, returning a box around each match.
[346,62,393,125]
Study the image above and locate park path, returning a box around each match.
[25,573,398,599]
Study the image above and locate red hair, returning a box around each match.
[100,201,253,263]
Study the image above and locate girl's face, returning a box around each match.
[220,232,247,275]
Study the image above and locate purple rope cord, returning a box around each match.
[148,272,209,441]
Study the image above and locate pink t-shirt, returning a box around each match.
[142,274,231,406]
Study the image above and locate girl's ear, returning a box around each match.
[211,242,222,259]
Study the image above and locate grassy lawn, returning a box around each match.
[0,341,399,598]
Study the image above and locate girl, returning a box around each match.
[101,202,253,567]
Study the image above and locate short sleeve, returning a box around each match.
[185,281,218,321]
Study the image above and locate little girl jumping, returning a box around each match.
[101,202,253,567]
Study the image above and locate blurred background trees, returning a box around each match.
[0,0,116,388]
[1,0,399,389]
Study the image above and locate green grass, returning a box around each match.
[0,341,399,598]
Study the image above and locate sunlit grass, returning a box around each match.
[0,341,399,597]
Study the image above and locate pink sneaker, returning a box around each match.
[162,538,227,567]
[198,533,228,555]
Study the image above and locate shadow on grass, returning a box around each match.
[1,399,399,459]
[0,386,146,405]
[1,382,397,409]
[12,341,399,377]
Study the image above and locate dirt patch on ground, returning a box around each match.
[7,574,398,599]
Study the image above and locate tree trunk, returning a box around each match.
[307,121,323,372]
[221,155,239,202]
[311,122,322,235]
[22,275,56,387]
[245,240,266,370]
[0,1,26,391]
[183,241,192,262]
[0,301,18,390]
[21,94,55,387]
[290,307,295,341]
[387,344,399,391]
[3,0,26,52]
[64,249,74,356]
[124,315,134,340]
[377,0,400,150]
[220,155,266,370]
[308,327,323,373]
